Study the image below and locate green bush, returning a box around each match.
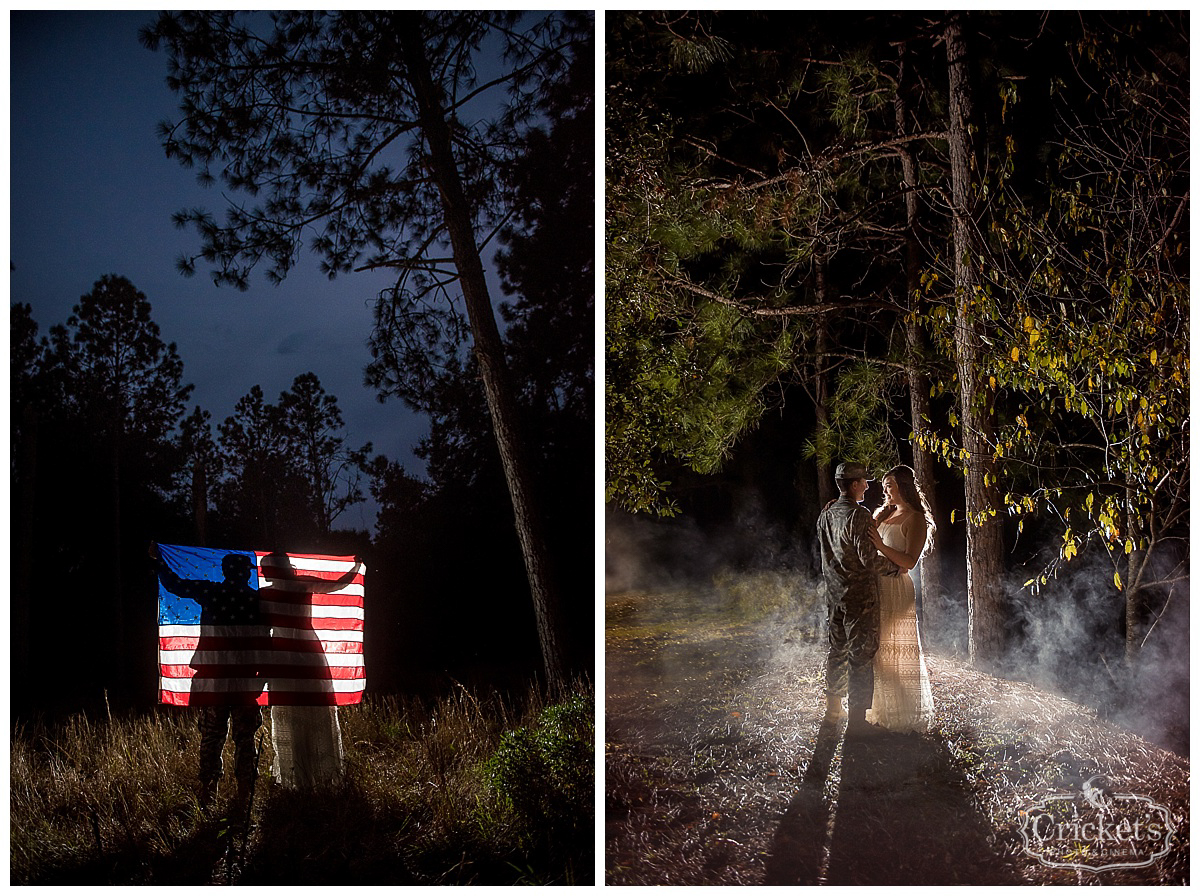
[484,693,594,837]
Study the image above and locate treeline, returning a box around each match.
[10,271,588,719]
[11,12,595,719]
[12,16,594,719]
[606,11,1187,685]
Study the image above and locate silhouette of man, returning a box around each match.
[151,543,267,808]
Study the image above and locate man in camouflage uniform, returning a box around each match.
[816,462,898,733]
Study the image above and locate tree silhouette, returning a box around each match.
[215,376,368,547]
[142,11,590,687]
[216,385,301,545]
[278,373,371,539]
[12,277,192,702]
[178,406,221,545]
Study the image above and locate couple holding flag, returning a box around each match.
[151,543,366,807]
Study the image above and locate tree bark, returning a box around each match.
[192,459,208,547]
[945,15,1006,668]
[13,406,37,688]
[813,254,835,511]
[399,15,569,689]
[894,39,945,635]
[1123,474,1147,666]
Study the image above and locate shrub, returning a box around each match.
[484,692,594,839]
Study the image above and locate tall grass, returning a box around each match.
[11,681,594,885]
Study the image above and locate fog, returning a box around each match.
[606,499,1188,754]
[1003,548,1189,752]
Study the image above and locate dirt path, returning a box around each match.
[606,586,1189,886]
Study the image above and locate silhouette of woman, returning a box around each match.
[258,551,362,788]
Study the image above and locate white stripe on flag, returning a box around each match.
[160,677,365,694]
[258,581,365,596]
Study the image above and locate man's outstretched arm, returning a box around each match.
[149,542,213,604]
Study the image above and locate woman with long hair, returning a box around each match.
[866,464,935,731]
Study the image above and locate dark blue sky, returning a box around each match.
[10,11,448,532]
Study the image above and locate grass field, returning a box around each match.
[606,578,1189,885]
[11,682,594,885]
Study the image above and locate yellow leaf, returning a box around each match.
[1114,571,1123,591]
[1011,346,1020,363]
[1029,329,1040,346]
[1150,348,1158,365]
[1024,315,1034,332]
[1125,538,1134,555]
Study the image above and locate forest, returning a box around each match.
[11,11,594,720]
[12,12,595,884]
[606,11,1187,742]
[604,11,1187,884]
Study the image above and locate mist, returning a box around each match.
[605,495,833,694]
[1002,548,1189,753]
[606,497,1188,755]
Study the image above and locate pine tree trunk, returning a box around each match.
[813,256,834,511]
[192,459,208,546]
[894,39,945,635]
[14,406,37,690]
[946,15,1006,668]
[399,16,569,689]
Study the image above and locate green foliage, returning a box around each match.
[819,48,893,138]
[803,361,899,476]
[484,693,594,840]
[918,12,1188,596]
[606,21,833,515]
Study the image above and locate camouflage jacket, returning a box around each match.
[816,497,898,609]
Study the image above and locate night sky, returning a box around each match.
[10,11,482,531]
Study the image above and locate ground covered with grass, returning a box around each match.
[605,578,1188,885]
[11,682,593,885]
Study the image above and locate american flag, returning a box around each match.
[156,544,365,706]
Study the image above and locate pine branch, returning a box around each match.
[666,276,904,317]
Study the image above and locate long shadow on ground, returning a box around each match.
[766,720,1022,885]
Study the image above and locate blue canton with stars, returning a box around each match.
[157,544,261,626]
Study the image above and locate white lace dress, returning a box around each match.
[866,514,934,732]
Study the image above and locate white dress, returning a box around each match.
[270,705,344,788]
[866,513,934,732]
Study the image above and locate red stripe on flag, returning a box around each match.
[161,663,365,681]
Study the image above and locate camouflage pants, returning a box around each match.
[825,600,880,720]
[198,705,262,800]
